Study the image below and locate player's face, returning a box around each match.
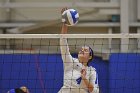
[78,46,90,63]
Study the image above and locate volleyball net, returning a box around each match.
[0,34,140,93]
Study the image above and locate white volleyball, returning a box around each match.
[62,9,79,26]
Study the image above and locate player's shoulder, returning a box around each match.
[88,66,96,72]
[72,57,79,62]
[87,66,96,76]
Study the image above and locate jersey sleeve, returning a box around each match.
[60,37,74,69]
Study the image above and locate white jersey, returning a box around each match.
[59,38,99,93]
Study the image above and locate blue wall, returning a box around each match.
[109,53,140,93]
[0,53,139,93]
[0,54,64,93]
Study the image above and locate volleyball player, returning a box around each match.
[58,8,99,93]
[7,86,29,93]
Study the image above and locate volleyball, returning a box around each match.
[62,9,79,26]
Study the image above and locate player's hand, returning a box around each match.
[61,7,68,14]
[81,69,87,78]
[61,7,68,34]
[61,7,68,23]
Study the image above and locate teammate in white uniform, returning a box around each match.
[58,8,99,93]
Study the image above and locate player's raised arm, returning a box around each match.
[61,7,68,34]
[60,8,73,69]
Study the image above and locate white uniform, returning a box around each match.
[58,38,99,93]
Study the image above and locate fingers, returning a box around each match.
[81,69,86,78]
[81,69,86,74]
[61,7,68,23]
[61,7,68,14]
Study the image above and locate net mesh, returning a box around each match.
[0,34,140,93]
